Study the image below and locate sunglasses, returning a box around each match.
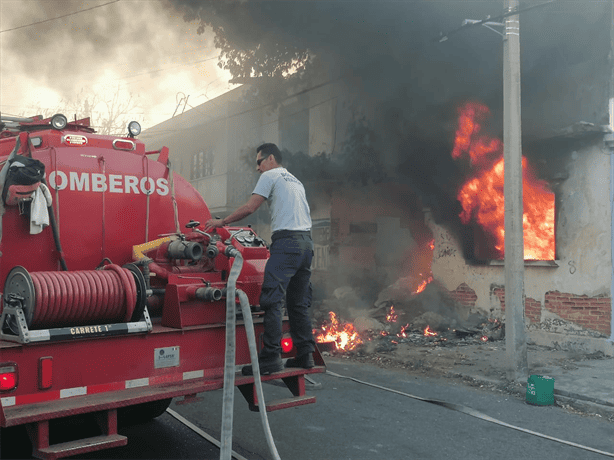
[257,156,267,166]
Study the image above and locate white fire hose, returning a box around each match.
[220,248,281,460]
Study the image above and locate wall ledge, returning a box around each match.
[528,330,614,357]
[468,260,560,267]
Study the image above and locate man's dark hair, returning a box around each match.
[257,143,283,164]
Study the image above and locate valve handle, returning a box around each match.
[185,220,200,229]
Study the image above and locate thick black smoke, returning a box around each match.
[168,0,611,227]
[167,0,611,132]
[167,0,612,308]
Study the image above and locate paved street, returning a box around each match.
[84,357,613,460]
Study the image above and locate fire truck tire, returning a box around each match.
[118,398,172,427]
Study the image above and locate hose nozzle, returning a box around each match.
[194,287,223,302]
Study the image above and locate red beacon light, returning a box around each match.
[0,364,17,391]
[281,336,294,354]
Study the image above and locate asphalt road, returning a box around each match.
[149,358,614,459]
[132,359,614,460]
[4,358,613,459]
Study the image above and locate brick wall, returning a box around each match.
[448,283,478,309]
[544,291,611,335]
[494,287,541,324]
[450,284,611,334]
[492,287,611,334]
[493,287,505,311]
[524,297,542,324]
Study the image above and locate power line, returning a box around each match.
[115,54,221,82]
[0,0,121,34]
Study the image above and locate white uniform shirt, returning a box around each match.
[252,167,311,233]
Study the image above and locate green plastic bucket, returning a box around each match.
[526,375,555,406]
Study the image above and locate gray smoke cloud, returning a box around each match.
[0,0,224,124]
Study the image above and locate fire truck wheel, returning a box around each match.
[118,398,173,427]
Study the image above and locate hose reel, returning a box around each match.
[2,264,148,333]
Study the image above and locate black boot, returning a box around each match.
[242,355,283,376]
[285,353,314,369]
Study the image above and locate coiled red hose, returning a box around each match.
[29,265,137,328]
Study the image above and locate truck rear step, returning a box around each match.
[236,365,324,412]
[27,409,126,460]
[35,434,127,459]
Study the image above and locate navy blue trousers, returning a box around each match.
[259,231,316,359]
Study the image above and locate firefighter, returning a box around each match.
[204,143,316,374]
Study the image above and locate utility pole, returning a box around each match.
[503,0,528,381]
[608,0,614,343]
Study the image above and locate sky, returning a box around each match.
[0,0,239,130]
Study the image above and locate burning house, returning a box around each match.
[143,1,614,356]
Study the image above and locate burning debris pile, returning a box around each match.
[313,281,505,356]
[310,220,505,356]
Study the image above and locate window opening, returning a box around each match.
[451,101,555,261]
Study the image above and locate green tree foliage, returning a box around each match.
[178,1,312,81]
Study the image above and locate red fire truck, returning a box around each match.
[0,114,324,459]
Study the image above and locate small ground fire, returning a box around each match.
[315,311,363,351]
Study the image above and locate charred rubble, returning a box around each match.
[312,281,505,357]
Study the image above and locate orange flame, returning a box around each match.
[414,275,434,294]
[452,102,555,260]
[423,325,438,337]
[386,306,398,323]
[397,324,410,338]
[316,312,363,351]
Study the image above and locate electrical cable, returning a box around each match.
[326,370,614,458]
[0,0,121,34]
[434,0,559,43]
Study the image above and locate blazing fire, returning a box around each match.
[452,101,555,260]
[423,325,438,337]
[414,275,434,294]
[386,306,398,322]
[315,311,363,351]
